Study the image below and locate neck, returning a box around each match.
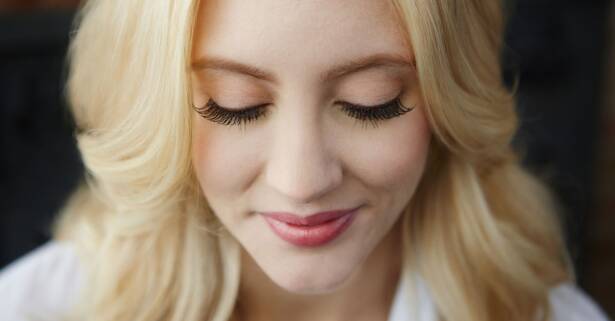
[232,220,403,321]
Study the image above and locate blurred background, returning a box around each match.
[0,0,613,317]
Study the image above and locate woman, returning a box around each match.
[0,0,611,320]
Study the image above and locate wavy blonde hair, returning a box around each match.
[53,0,574,320]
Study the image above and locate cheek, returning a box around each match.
[191,123,259,200]
[343,111,431,189]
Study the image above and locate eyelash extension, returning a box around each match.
[192,94,415,129]
[338,95,415,129]
[193,99,270,127]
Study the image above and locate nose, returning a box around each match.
[264,111,343,204]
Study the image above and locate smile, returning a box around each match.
[261,207,361,247]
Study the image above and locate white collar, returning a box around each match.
[387,271,437,321]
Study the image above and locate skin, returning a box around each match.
[190,1,432,320]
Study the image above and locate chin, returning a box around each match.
[272,274,350,295]
[263,260,358,295]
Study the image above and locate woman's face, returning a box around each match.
[190,0,431,294]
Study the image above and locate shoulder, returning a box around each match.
[0,240,84,321]
[549,282,612,321]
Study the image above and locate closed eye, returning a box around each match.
[193,93,414,128]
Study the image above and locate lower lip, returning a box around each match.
[263,209,359,247]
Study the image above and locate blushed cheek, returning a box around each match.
[346,114,431,191]
[191,123,261,201]
[192,125,237,198]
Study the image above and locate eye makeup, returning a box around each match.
[192,93,414,129]
[338,94,414,129]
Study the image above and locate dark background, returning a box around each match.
[1,0,613,317]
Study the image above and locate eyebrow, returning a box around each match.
[190,53,415,84]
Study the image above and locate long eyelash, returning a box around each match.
[339,95,415,129]
[193,95,414,129]
[193,99,269,127]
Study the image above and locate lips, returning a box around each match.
[262,208,359,226]
[261,206,361,247]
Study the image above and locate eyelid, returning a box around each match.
[336,95,401,109]
[214,102,270,111]
[208,93,404,111]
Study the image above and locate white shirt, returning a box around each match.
[388,259,613,321]
[0,241,611,321]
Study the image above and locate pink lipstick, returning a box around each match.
[261,206,361,247]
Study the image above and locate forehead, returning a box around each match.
[192,0,412,81]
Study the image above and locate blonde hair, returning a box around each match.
[53,0,574,320]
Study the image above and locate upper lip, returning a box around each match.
[260,206,361,226]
